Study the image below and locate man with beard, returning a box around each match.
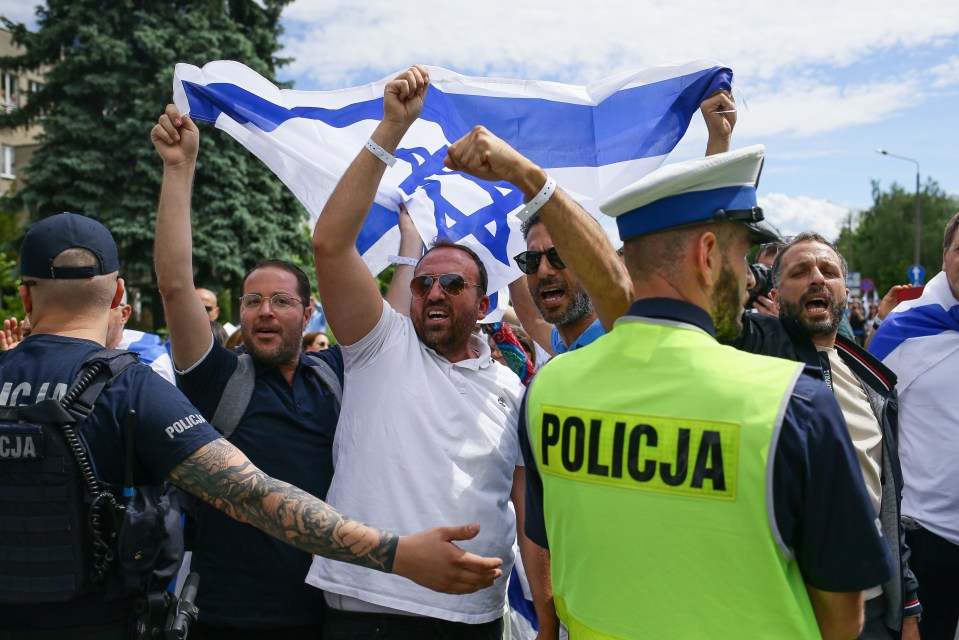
[508,213,620,356]
[151,108,344,638]
[308,66,555,639]
[520,147,894,637]
[508,90,738,357]
[733,232,921,640]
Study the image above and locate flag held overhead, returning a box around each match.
[172,60,732,320]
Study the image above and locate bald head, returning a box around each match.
[196,287,220,321]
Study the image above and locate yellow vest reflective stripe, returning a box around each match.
[526,316,820,639]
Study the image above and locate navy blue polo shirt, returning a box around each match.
[0,334,220,630]
[519,298,895,593]
[176,339,343,629]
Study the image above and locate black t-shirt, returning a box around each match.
[0,334,220,630]
[176,339,343,628]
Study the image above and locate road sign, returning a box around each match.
[846,271,861,297]
[908,265,925,286]
[861,278,875,294]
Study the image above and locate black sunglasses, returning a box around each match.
[410,273,482,299]
[513,247,566,275]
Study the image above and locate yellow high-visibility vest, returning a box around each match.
[526,315,819,639]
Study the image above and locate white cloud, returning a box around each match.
[759,193,851,240]
[929,56,959,88]
[733,77,919,138]
[281,0,959,88]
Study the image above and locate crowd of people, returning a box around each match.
[1,64,958,640]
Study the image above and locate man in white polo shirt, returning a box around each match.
[309,66,555,639]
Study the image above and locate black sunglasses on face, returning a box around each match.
[410,273,482,299]
[513,247,566,275]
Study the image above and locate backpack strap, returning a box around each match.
[305,358,342,410]
[211,353,342,438]
[211,353,256,438]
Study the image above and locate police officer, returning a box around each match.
[509,146,894,638]
[0,213,502,638]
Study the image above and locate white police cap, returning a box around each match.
[601,144,780,243]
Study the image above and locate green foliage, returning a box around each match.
[0,211,26,320]
[0,0,306,330]
[842,179,959,292]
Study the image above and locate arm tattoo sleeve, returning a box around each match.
[168,439,397,572]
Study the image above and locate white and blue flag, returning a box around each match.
[116,329,176,384]
[869,271,959,391]
[172,60,732,319]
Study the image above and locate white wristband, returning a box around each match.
[365,137,397,167]
[516,174,557,222]
[388,255,419,267]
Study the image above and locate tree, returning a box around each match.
[0,0,308,331]
[842,179,959,292]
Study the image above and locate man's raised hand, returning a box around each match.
[701,89,736,156]
[445,125,535,186]
[151,104,199,168]
[0,317,24,351]
[383,65,430,130]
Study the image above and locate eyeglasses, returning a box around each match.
[238,293,304,312]
[409,274,481,299]
[513,247,566,275]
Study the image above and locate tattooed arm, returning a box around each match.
[168,439,503,593]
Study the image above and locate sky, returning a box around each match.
[4,0,958,243]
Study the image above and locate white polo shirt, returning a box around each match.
[306,301,524,623]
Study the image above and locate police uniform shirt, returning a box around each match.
[0,334,221,630]
[175,338,343,629]
[519,298,896,593]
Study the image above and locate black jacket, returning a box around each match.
[733,313,921,633]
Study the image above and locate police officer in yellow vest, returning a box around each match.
[516,146,896,639]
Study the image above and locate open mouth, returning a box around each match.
[538,285,566,306]
[426,307,450,322]
[802,293,829,314]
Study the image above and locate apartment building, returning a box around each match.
[0,27,45,196]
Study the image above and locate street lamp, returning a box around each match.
[875,148,921,271]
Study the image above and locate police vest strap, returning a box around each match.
[211,353,342,438]
[65,350,140,424]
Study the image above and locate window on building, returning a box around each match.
[1,145,15,179]
[2,73,19,111]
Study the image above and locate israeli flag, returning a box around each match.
[116,330,176,385]
[869,271,959,392]
[173,60,731,320]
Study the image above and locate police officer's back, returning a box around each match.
[0,214,221,638]
[520,147,896,639]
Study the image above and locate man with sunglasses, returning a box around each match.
[309,66,554,640]
[196,286,236,338]
[153,105,503,638]
[507,90,741,357]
